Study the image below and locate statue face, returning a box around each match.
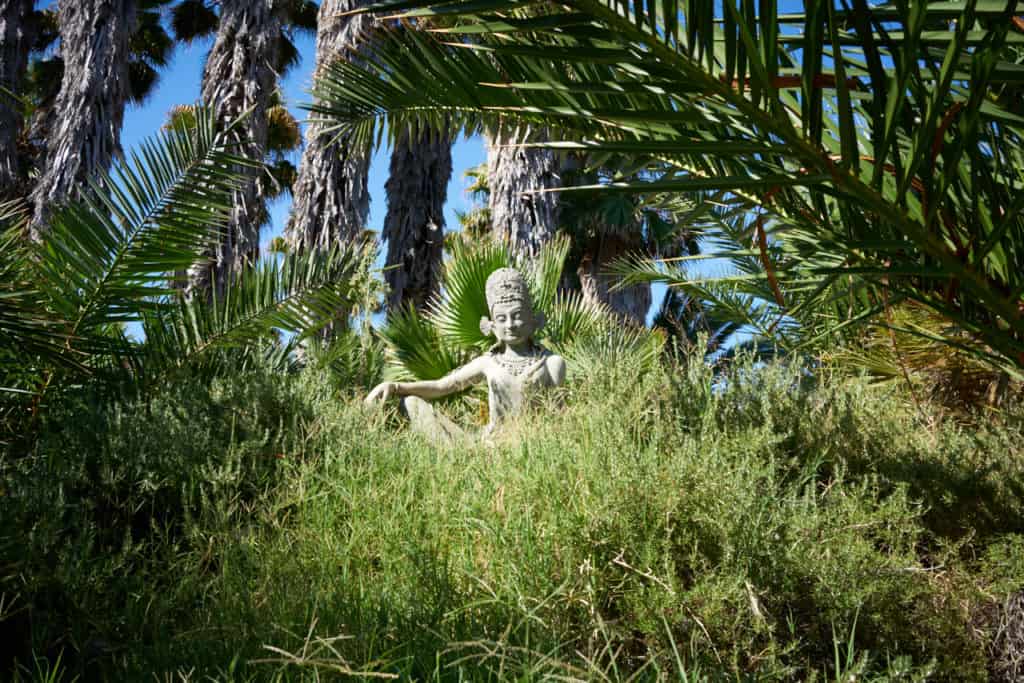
[489,301,535,346]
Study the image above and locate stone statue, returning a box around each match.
[365,267,567,443]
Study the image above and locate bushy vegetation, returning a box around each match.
[4,340,1023,681]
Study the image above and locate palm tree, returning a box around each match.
[485,125,559,260]
[170,0,315,294]
[285,0,374,254]
[290,0,456,316]
[0,0,33,199]
[382,124,452,312]
[9,3,173,207]
[452,152,677,323]
[183,0,279,294]
[28,0,137,238]
[309,1,1024,373]
[575,222,653,323]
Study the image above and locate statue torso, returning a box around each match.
[482,348,556,432]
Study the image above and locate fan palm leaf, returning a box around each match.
[380,232,660,382]
[428,237,509,350]
[380,304,472,380]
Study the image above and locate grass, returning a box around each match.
[2,343,1023,680]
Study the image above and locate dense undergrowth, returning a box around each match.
[3,343,1024,681]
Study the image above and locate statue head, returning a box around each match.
[479,267,545,347]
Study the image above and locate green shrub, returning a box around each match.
[2,347,1023,680]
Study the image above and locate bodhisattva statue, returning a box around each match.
[365,267,567,443]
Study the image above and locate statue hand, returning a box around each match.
[365,381,399,406]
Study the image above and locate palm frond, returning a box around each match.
[543,291,609,348]
[0,203,72,371]
[381,304,472,381]
[428,238,510,351]
[139,242,372,388]
[309,0,1024,370]
[523,232,571,313]
[28,107,252,361]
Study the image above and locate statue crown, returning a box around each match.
[485,268,532,310]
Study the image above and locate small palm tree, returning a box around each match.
[447,163,493,252]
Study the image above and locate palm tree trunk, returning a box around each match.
[486,125,560,260]
[0,0,32,199]
[382,125,452,313]
[29,0,136,238]
[187,0,278,295]
[285,0,374,253]
[577,233,652,324]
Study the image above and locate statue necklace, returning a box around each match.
[495,345,545,377]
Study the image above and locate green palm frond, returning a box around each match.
[33,107,250,337]
[546,290,665,378]
[139,242,372,387]
[381,305,472,381]
[524,233,571,314]
[305,330,387,393]
[3,109,250,376]
[0,204,76,377]
[558,322,666,381]
[428,238,509,351]
[310,0,1024,371]
[654,288,744,356]
[426,234,573,351]
[543,291,609,348]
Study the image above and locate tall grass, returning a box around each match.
[3,343,1023,680]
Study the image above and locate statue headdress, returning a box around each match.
[479,267,545,340]
[485,268,531,309]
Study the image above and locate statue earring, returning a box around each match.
[479,317,494,336]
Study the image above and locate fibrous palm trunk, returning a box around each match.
[187,0,278,295]
[285,0,374,253]
[486,125,560,260]
[578,233,652,323]
[383,125,452,313]
[29,0,135,238]
[0,0,32,199]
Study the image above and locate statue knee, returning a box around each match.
[401,395,431,419]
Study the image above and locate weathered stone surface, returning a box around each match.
[366,267,566,443]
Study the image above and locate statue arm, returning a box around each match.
[366,357,488,404]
